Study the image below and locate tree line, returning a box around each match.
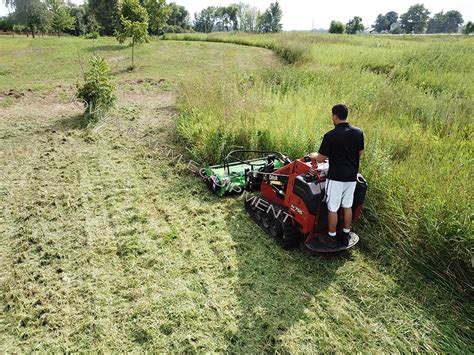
[0,0,283,37]
[329,3,473,35]
[193,2,282,33]
[0,0,191,37]
[2,0,472,37]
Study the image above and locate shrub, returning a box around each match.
[76,56,116,125]
[329,20,345,34]
[85,31,99,39]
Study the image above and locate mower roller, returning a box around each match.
[201,150,367,253]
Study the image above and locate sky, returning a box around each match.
[1,0,473,30]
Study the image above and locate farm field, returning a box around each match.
[0,35,473,352]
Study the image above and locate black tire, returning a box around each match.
[269,216,283,239]
[245,196,299,250]
[262,213,271,229]
[278,220,299,250]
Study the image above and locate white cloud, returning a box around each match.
[1,0,472,30]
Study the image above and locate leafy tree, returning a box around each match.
[4,0,51,37]
[0,14,15,31]
[18,0,50,37]
[463,21,474,34]
[237,3,260,32]
[48,0,74,36]
[385,11,399,27]
[346,16,364,34]
[87,0,119,35]
[373,14,389,32]
[225,4,239,31]
[76,56,116,125]
[427,11,462,34]
[193,6,216,33]
[213,5,238,31]
[116,0,149,68]
[426,11,445,33]
[167,2,189,29]
[400,3,430,34]
[328,20,345,34]
[214,6,228,31]
[443,10,463,33]
[85,13,100,36]
[68,4,86,35]
[258,1,282,33]
[373,11,398,33]
[141,0,170,35]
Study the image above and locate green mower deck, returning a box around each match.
[200,150,289,197]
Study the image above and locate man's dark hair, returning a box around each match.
[332,104,348,120]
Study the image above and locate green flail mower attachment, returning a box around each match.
[200,150,291,197]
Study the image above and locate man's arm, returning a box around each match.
[309,133,330,163]
[309,152,327,163]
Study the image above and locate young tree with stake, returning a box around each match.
[116,0,149,69]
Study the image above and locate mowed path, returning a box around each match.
[0,38,471,352]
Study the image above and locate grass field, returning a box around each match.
[165,32,474,291]
[0,35,473,352]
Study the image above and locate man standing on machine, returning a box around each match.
[309,104,364,247]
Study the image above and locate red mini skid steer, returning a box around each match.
[244,156,367,253]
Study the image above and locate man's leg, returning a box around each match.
[342,207,352,230]
[326,180,342,242]
[328,211,338,235]
[341,182,357,233]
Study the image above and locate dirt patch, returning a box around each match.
[120,78,166,86]
[0,89,27,99]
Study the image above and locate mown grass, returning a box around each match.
[1,36,473,352]
[164,32,474,293]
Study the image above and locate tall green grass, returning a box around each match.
[164,33,474,292]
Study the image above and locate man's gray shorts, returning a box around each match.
[325,179,356,212]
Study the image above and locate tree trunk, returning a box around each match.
[132,38,135,67]
[32,29,35,38]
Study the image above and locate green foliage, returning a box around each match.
[193,2,281,34]
[400,3,430,33]
[167,2,190,29]
[167,32,474,291]
[12,0,50,37]
[48,0,74,36]
[141,0,170,35]
[237,3,260,32]
[87,0,119,35]
[193,6,215,33]
[116,0,149,67]
[346,16,364,34]
[0,14,15,31]
[76,55,116,125]
[464,21,474,34]
[67,4,86,35]
[163,24,186,33]
[85,30,99,39]
[329,20,345,34]
[373,11,398,33]
[85,14,100,36]
[1,35,473,353]
[258,1,282,33]
[427,10,463,34]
